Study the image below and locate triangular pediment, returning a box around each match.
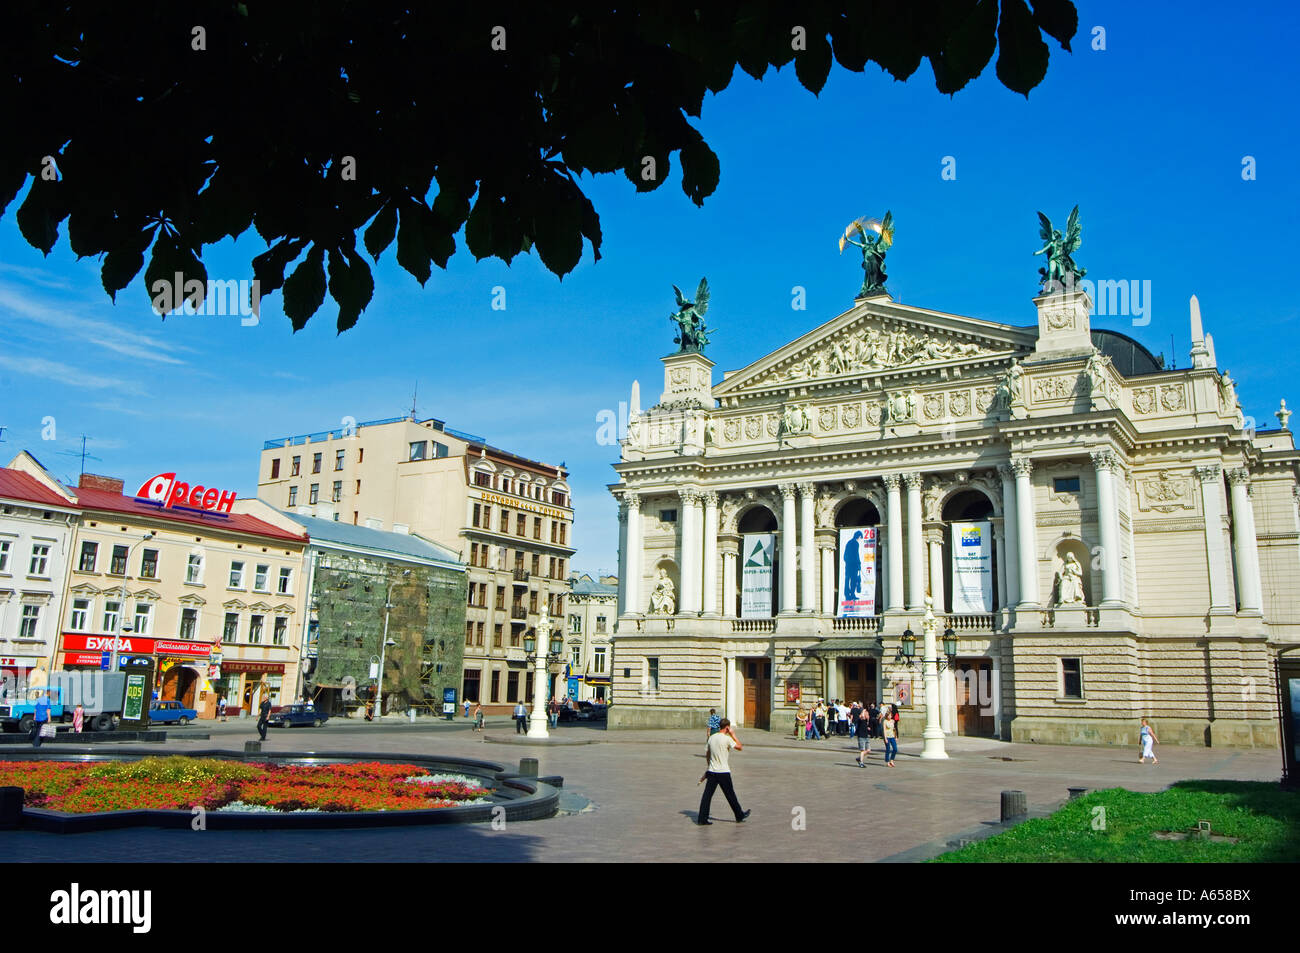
[713,298,1034,399]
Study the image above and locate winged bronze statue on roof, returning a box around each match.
[670,278,712,354]
[1035,205,1086,294]
[840,211,894,298]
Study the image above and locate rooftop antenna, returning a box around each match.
[56,434,102,478]
[1169,334,1176,370]
[409,381,419,421]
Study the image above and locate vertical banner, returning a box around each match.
[741,533,775,618]
[950,521,993,613]
[837,527,878,617]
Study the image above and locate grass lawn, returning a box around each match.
[933,780,1300,863]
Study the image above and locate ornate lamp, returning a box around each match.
[898,628,917,664]
[549,632,563,656]
[942,627,958,658]
[524,631,536,654]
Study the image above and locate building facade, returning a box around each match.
[565,573,618,702]
[608,287,1298,748]
[257,415,575,712]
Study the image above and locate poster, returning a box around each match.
[950,520,993,613]
[123,674,146,720]
[1290,679,1300,762]
[741,533,775,618]
[837,527,878,617]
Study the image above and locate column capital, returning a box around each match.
[679,486,702,505]
[625,490,642,509]
[882,473,902,491]
[996,462,1015,481]
[902,472,923,491]
[1194,464,1222,485]
[796,481,817,498]
[1226,467,1252,488]
[700,489,719,508]
[923,528,944,546]
[1010,456,1033,478]
[779,482,799,501]
[1089,447,1121,472]
[617,501,628,523]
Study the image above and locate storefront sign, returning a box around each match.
[123,674,147,720]
[950,521,993,613]
[136,472,236,515]
[0,656,43,669]
[837,527,878,617]
[62,634,212,658]
[741,533,775,618]
[478,491,567,520]
[221,660,285,675]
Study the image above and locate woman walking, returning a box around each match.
[855,704,872,766]
[1138,718,1158,764]
[882,707,898,767]
[472,701,484,731]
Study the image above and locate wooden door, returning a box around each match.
[955,659,995,736]
[742,658,771,729]
[843,659,877,706]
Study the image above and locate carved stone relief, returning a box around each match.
[1137,469,1195,513]
[1132,387,1155,415]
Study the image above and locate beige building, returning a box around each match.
[609,286,1298,748]
[564,573,618,702]
[258,415,574,712]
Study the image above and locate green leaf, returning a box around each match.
[363,202,397,261]
[143,235,209,316]
[679,134,720,207]
[281,244,326,331]
[396,201,432,283]
[0,160,26,219]
[1030,0,1078,51]
[68,208,114,259]
[251,238,308,297]
[531,187,583,278]
[578,193,603,263]
[932,0,999,95]
[327,247,374,333]
[15,178,63,255]
[996,0,1050,95]
[795,31,834,95]
[464,194,495,261]
[101,248,144,302]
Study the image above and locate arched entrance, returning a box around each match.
[834,497,882,613]
[737,505,779,617]
[940,488,998,614]
[160,662,200,707]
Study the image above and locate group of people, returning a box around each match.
[794,699,901,767]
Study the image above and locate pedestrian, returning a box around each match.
[837,700,850,736]
[548,697,560,729]
[696,719,751,826]
[849,701,861,738]
[868,701,880,741]
[882,707,898,767]
[217,694,227,722]
[806,706,821,740]
[855,704,872,765]
[814,700,827,740]
[257,694,271,741]
[463,697,472,718]
[72,702,84,734]
[473,701,484,731]
[707,707,721,741]
[513,700,528,734]
[1138,718,1159,764]
[31,690,52,748]
[794,703,806,740]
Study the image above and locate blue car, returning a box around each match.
[269,704,329,728]
[149,700,198,726]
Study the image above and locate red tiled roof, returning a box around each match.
[74,487,306,544]
[0,469,76,508]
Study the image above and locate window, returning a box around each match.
[433,441,449,458]
[291,456,301,476]
[466,621,474,646]
[493,624,502,648]
[1061,658,1083,699]
[335,449,345,471]
[29,543,51,576]
[186,554,203,584]
[569,614,582,634]
[312,452,322,474]
[472,504,481,527]
[278,567,292,594]
[482,506,491,529]
[109,545,127,575]
[596,614,607,634]
[490,670,501,703]
[531,554,540,575]
[1053,476,1081,494]
[271,458,281,479]
[355,480,361,494]
[647,657,660,692]
[476,621,484,646]
[332,481,342,503]
[529,591,538,613]
[309,484,319,504]
[495,586,505,610]
[500,509,509,532]
[140,549,159,579]
[553,491,567,506]
[0,539,10,572]
[70,598,90,631]
[288,486,298,507]
[510,625,520,647]
[132,603,152,636]
[470,543,479,566]
[273,617,288,646]
[19,605,40,638]
[249,614,264,644]
[594,646,607,674]
[516,514,526,536]
[571,645,582,668]
[534,517,542,540]
[102,601,121,633]
[358,447,364,463]
[179,608,198,639]
[559,523,566,545]
[223,613,239,644]
[78,541,98,572]
[409,441,427,461]
[229,561,245,588]
[474,471,492,488]
[659,509,678,523]
[463,669,480,703]
[506,671,519,703]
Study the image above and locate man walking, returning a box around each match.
[256,695,271,741]
[696,719,751,826]
[706,707,721,741]
[31,690,51,748]
[513,700,528,734]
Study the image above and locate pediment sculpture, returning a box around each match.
[765,324,998,387]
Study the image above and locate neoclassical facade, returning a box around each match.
[608,287,1298,747]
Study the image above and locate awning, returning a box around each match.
[802,638,883,657]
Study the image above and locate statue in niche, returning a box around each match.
[649,568,676,615]
[1054,552,1087,606]
[996,361,1024,412]
[1085,351,1110,405]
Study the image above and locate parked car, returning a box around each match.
[270,704,329,728]
[558,701,607,723]
[148,699,198,726]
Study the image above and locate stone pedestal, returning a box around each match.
[1029,288,1093,361]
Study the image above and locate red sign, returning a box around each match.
[62,633,212,658]
[222,660,284,674]
[136,472,236,515]
[785,681,801,704]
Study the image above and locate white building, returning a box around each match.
[565,573,618,702]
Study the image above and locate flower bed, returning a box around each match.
[0,757,491,814]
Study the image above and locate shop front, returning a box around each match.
[218,660,286,716]
[60,633,214,714]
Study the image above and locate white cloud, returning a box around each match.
[0,354,145,394]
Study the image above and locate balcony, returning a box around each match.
[730,619,776,634]
[512,568,530,585]
[510,606,527,620]
[943,613,998,633]
[832,616,883,633]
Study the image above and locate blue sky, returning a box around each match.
[2,3,1297,574]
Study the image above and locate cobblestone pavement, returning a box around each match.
[5,719,1283,863]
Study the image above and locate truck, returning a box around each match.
[0,672,129,733]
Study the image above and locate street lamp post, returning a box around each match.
[110,531,156,672]
[525,603,562,739]
[374,569,410,718]
[920,596,949,759]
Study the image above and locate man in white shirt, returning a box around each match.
[513,701,528,734]
[696,719,751,826]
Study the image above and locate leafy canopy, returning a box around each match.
[0,1,1076,332]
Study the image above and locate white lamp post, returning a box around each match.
[920,596,949,759]
[110,531,156,671]
[526,602,561,739]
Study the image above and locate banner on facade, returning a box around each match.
[950,521,993,613]
[740,533,775,618]
[837,527,878,617]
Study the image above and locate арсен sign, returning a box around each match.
[136,472,235,515]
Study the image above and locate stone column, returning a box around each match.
[1227,468,1262,612]
[884,475,904,611]
[780,483,798,615]
[1195,465,1233,612]
[997,464,1021,607]
[679,488,701,614]
[904,473,925,610]
[1091,448,1123,606]
[820,543,835,615]
[701,491,719,616]
[722,549,738,618]
[625,492,642,614]
[617,500,629,616]
[991,518,1009,611]
[798,483,816,612]
[925,529,945,613]
[1012,457,1038,608]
